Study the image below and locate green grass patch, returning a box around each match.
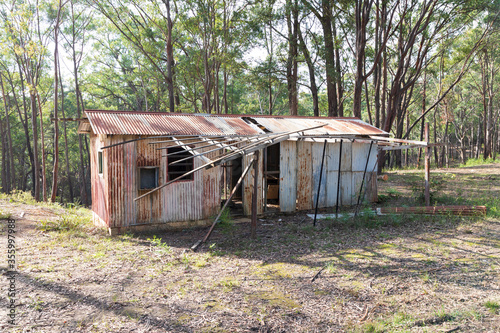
[459,158,500,168]
[484,300,499,314]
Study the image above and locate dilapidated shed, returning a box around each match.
[79,110,391,234]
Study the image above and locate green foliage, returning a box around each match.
[460,158,500,168]
[37,210,93,233]
[217,208,234,234]
[147,235,172,254]
[484,300,499,314]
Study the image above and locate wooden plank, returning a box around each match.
[369,135,427,146]
[296,141,313,210]
[280,141,297,212]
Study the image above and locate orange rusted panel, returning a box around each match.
[296,141,313,210]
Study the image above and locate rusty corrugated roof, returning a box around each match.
[83,110,388,136]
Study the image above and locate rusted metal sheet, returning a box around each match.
[340,172,352,205]
[85,110,262,136]
[250,117,387,136]
[135,138,162,225]
[340,141,352,172]
[296,141,312,210]
[90,134,109,225]
[312,142,328,208]
[352,142,377,172]
[85,111,387,229]
[325,143,340,207]
[279,140,297,212]
[92,134,222,228]
[243,152,264,216]
[84,110,388,137]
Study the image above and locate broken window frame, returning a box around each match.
[167,146,194,182]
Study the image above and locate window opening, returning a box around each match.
[139,167,159,189]
[98,151,103,175]
[167,147,194,181]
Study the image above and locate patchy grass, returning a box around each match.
[459,157,500,167]
[0,164,499,332]
[484,300,500,314]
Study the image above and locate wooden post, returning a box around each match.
[191,157,256,251]
[424,123,430,206]
[251,150,259,239]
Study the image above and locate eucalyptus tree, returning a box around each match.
[301,0,341,116]
[0,0,55,201]
[90,0,176,112]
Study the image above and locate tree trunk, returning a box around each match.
[162,0,175,113]
[417,72,427,168]
[297,26,319,117]
[321,1,338,116]
[35,93,47,202]
[332,21,343,116]
[59,60,74,202]
[13,61,35,194]
[0,74,14,193]
[51,1,62,202]
[30,92,40,201]
[0,109,6,193]
[484,58,494,159]
[71,7,88,206]
[286,0,299,116]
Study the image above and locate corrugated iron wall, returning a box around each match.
[93,135,222,228]
[242,153,264,215]
[296,141,312,210]
[280,141,298,212]
[90,133,109,224]
[91,134,378,228]
[279,140,378,212]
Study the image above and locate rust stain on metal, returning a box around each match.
[85,110,388,137]
[86,110,386,233]
[296,141,312,210]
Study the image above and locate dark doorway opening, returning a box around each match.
[265,143,280,212]
[222,156,243,215]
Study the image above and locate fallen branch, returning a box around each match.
[379,205,487,216]
[310,266,327,282]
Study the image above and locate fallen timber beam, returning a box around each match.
[155,136,240,152]
[200,137,240,152]
[191,155,257,251]
[154,133,278,152]
[157,136,251,156]
[167,135,265,165]
[368,135,428,146]
[134,123,327,201]
[379,206,487,216]
[171,137,211,164]
[309,205,487,220]
[100,134,223,149]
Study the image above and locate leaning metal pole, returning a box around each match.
[313,140,328,226]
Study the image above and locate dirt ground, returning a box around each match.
[0,164,499,332]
